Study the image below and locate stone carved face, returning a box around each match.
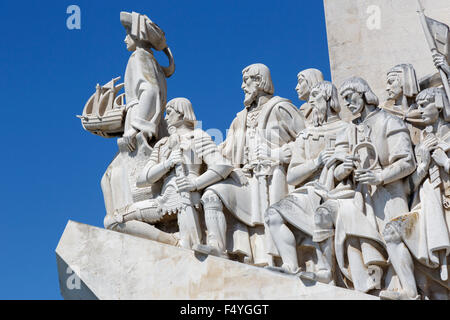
[417,98,439,125]
[296,75,310,101]
[124,34,137,52]
[309,86,328,127]
[386,73,403,100]
[242,72,262,107]
[341,89,365,115]
[165,105,184,128]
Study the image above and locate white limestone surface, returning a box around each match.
[56,220,378,300]
[324,0,450,113]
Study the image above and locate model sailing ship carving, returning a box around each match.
[78,77,125,138]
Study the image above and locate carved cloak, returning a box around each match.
[207,96,305,263]
[335,109,416,231]
[390,120,450,269]
[333,109,416,292]
[124,47,167,139]
[210,96,306,226]
[268,119,350,237]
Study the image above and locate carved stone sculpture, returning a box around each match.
[104,98,233,248]
[98,12,176,224]
[380,87,450,300]
[295,69,324,124]
[382,64,424,145]
[197,64,306,266]
[433,52,450,77]
[78,77,125,138]
[333,77,416,293]
[119,11,175,151]
[264,81,349,284]
[71,3,450,301]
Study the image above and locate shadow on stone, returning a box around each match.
[193,251,208,262]
[56,254,98,300]
[299,278,317,288]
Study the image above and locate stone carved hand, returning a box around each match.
[176,176,197,192]
[343,155,356,172]
[355,169,383,186]
[415,137,437,172]
[122,128,138,152]
[256,144,272,161]
[165,149,184,169]
[315,148,335,168]
[433,52,450,76]
[423,134,439,150]
[323,149,341,168]
[432,149,449,169]
[278,145,293,164]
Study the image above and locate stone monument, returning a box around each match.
[57,2,450,300]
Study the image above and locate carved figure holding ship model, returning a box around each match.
[81,12,178,234]
[119,11,175,152]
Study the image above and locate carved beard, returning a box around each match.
[311,104,327,127]
[244,90,258,107]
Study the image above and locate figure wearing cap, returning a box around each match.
[119,11,175,152]
[382,64,423,145]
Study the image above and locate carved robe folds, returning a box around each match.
[124,47,168,140]
[388,121,450,269]
[334,109,416,292]
[269,119,349,237]
[207,96,305,265]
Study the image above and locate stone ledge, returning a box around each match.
[55,220,378,300]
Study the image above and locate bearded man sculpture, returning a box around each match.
[195,63,306,266]
[331,77,416,294]
[264,81,349,283]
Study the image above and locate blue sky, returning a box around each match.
[0,0,330,299]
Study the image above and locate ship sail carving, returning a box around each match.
[78,77,126,138]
